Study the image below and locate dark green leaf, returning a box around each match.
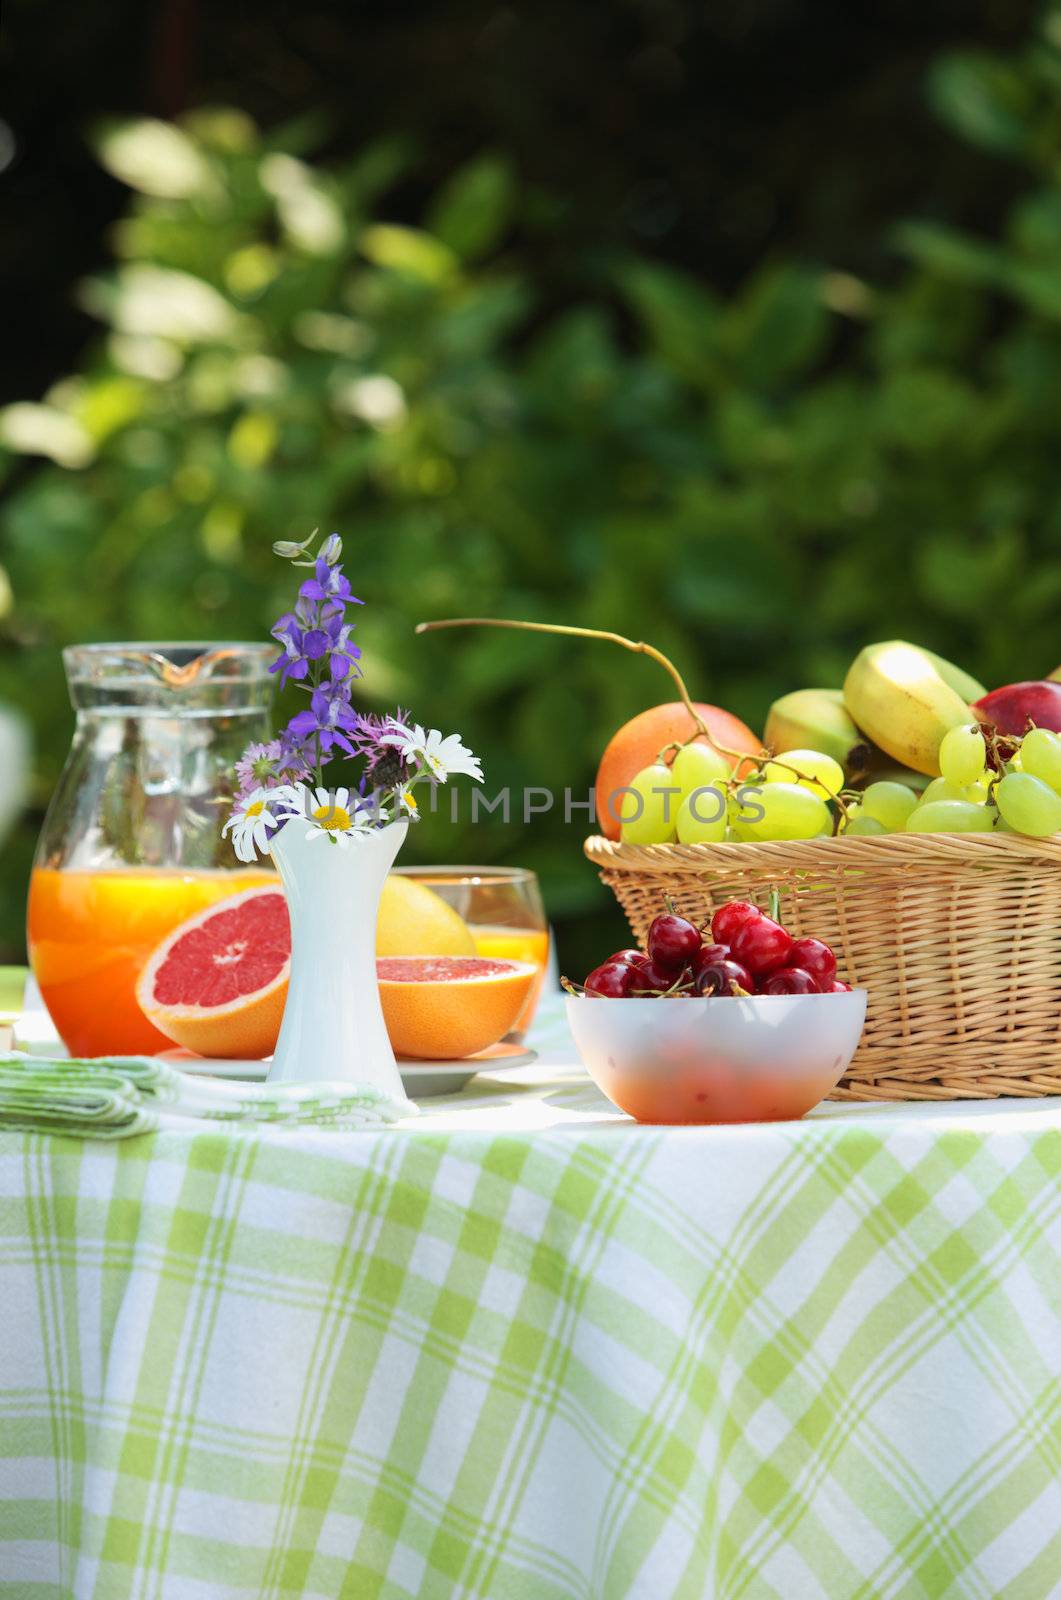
[928,53,1033,154]
[427,156,515,262]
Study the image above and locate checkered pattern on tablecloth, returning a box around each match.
[1,1094,1060,1598]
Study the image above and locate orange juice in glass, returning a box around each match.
[393,866,550,1040]
[29,642,278,1057]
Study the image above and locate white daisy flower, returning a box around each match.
[302,785,372,847]
[380,723,482,784]
[222,787,289,863]
[396,785,420,819]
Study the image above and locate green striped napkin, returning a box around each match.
[0,1053,414,1139]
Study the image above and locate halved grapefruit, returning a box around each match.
[137,887,290,1059]
[377,956,536,1060]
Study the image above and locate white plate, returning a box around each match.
[163,1041,537,1098]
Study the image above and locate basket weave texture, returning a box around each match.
[584,831,1061,1101]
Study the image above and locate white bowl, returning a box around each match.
[566,990,867,1124]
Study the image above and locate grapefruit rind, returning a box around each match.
[377,956,537,1060]
[137,886,290,1060]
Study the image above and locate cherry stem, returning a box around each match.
[768,886,782,925]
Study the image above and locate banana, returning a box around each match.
[764,688,860,767]
[843,642,973,776]
[918,648,987,705]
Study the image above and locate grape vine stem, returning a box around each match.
[414,614,854,823]
[414,616,716,740]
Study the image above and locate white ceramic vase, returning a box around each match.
[266,815,408,1095]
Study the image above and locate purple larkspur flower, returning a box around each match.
[269,570,362,686]
[299,556,360,607]
[277,726,319,778]
[286,681,360,756]
[269,611,310,685]
[322,603,362,681]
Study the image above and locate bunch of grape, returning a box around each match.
[568,901,851,998]
[844,724,1061,838]
[620,724,1061,846]
[619,745,843,846]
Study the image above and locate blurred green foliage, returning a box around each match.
[2,19,1061,968]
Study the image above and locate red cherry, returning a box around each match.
[694,958,754,997]
[711,900,761,945]
[611,949,649,970]
[759,966,818,996]
[826,979,852,993]
[584,961,636,997]
[647,912,702,972]
[692,941,730,975]
[787,937,836,987]
[730,914,793,976]
[628,956,687,994]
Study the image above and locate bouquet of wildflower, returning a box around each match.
[223,532,482,861]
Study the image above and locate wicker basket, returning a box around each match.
[584,831,1061,1100]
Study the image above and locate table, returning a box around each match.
[2,1012,1060,1599]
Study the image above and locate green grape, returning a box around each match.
[676,786,728,844]
[995,772,1061,838]
[726,805,759,841]
[846,810,887,836]
[964,780,991,804]
[919,776,977,806]
[763,748,844,801]
[742,782,830,841]
[1019,728,1061,795]
[671,741,731,793]
[861,781,918,831]
[728,785,761,830]
[938,723,987,787]
[905,800,994,834]
[619,763,680,845]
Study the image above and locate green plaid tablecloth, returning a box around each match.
[2,1040,1060,1598]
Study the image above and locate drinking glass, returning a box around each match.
[28,642,278,1056]
[393,866,549,1041]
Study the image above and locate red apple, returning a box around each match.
[973,681,1061,736]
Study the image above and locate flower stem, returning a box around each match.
[310,657,324,790]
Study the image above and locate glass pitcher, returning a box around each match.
[27,642,279,1056]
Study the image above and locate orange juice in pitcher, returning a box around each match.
[28,643,279,1057]
[28,866,278,1056]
